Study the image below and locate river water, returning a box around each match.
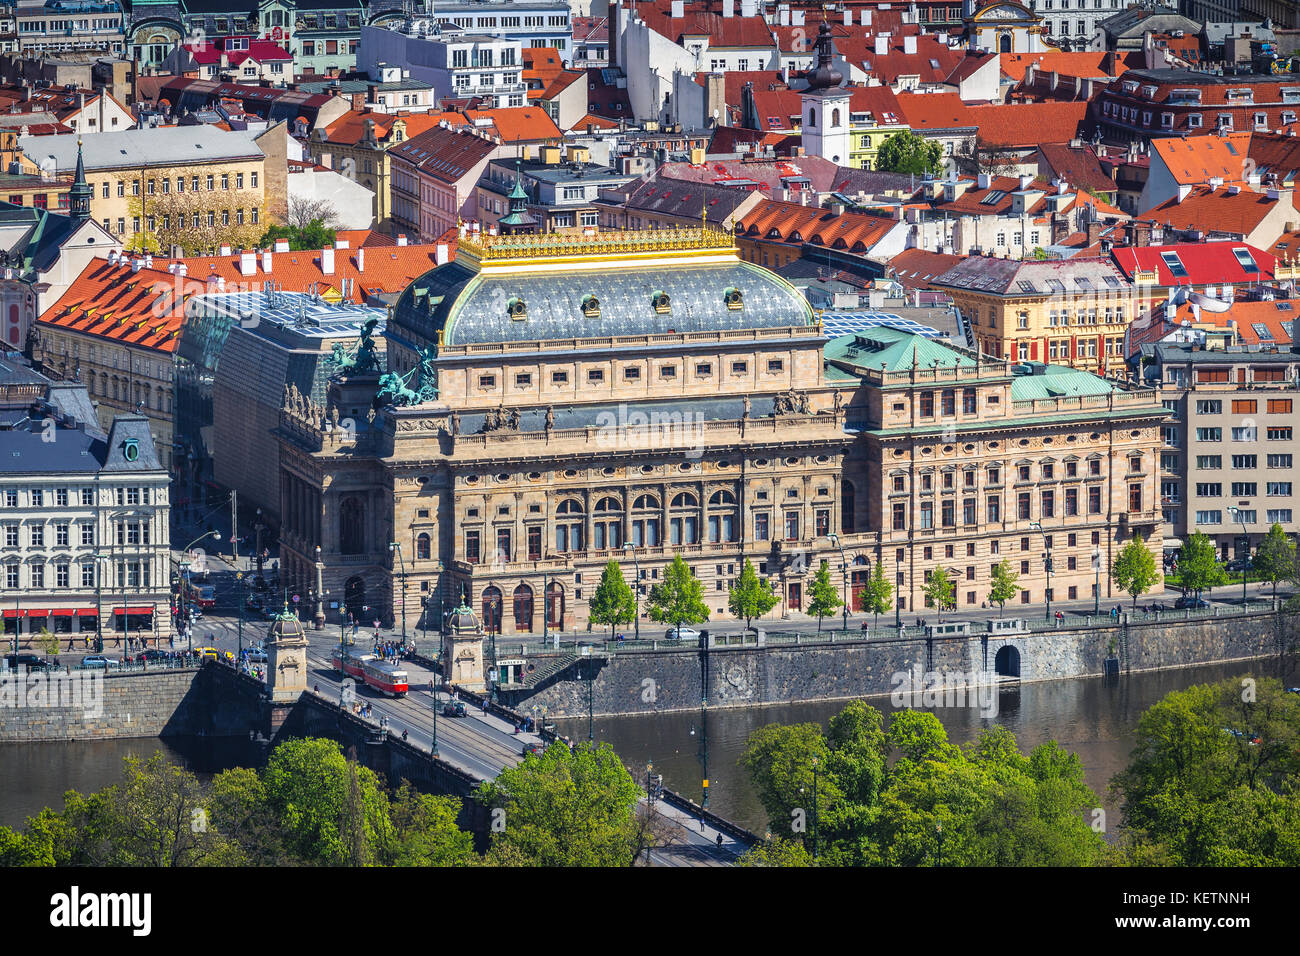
[556,658,1298,836]
[0,659,1293,835]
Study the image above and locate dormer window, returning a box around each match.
[652,291,671,314]
[723,287,743,311]
[581,294,600,318]
[507,296,526,320]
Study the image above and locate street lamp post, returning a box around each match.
[175,530,219,654]
[390,542,407,644]
[623,542,640,640]
[1228,507,1249,606]
[1029,521,1053,623]
[235,570,244,662]
[489,595,499,703]
[829,533,848,632]
[1092,548,1101,617]
[811,755,820,861]
[313,545,327,631]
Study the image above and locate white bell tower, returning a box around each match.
[800,21,851,166]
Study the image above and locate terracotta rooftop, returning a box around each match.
[1135,185,1296,238]
[39,258,185,354]
[735,199,897,252]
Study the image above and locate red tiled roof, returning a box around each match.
[887,248,965,290]
[1036,143,1118,195]
[572,16,609,43]
[461,106,562,143]
[1110,242,1279,287]
[1150,133,1253,186]
[639,10,776,48]
[964,101,1087,150]
[1135,186,1295,238]
[1000,51,1128,81]
[318,109,459,146]
[389,124,497,184]
[153,243,452,304]
[185,39,292,66]
[1134,298,1296,351]
[570,112,620,132]
[39,258,185,354]
[694,70,787,108]
[585,67,632,119]
[735,199,896,252]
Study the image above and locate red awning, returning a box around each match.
[111,607,155,615]
[75,608,98,617]
[51,609,77,617]
[2,609,50,618]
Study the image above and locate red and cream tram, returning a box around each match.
[331,649,373,680]
[361,659,409,696]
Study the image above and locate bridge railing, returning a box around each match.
[478,599,1285,660]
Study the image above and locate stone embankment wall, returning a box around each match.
[505,611,1292,718]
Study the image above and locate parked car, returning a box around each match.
[1226,558,1251,573]
[4,653,51,672]
[141,649,171,663]
[1174,595,1210,610]
[521,741,546,757]
[80,656,120,669]
[665,625,701,641]
[442,700,467,718]
[246,647,268,663]
[194,646,220,661]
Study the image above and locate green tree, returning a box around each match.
[1251,522,1295,600]
[806,559,843,632]
[588,559,636,636]
[875,130,944,175]
[257,219,337,252]
[739,837,816,867]
[1178,530,1227,598]
[34,627,59,658]
[727,557,779,630]
[1113,677,1300,865]
[923,566,955,621]
[861,560,893,628]
[740,721,837,838]
[475,742,643,866]
[260,737,393,865]
[383,783,476,867]
[986,558,1019,616]
[1112,533,1161,607]
[645,554,710,637]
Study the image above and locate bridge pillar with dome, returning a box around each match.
[441,602,485,692]
[266,606,310,703]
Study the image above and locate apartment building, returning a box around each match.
[932,256,1135,372]
[358,23,529,108]
[14,0,125,56]
[1136,339,1300,559]
[0,355,171,644]
[18,125,270,253]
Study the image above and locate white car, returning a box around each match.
[665,625,701,641]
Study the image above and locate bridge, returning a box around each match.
[294,640,755,866]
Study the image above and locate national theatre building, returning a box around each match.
[274,223,1167,637]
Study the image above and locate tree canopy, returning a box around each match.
[1112,533,1161,606]
[645,554,710,631]
[875,130,944,175]
[589,559,636,634]
[728,557,779,629]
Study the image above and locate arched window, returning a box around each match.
[339,495,365,554]
[416,532,431,560]
[707,489,738,542]
[631,494,660,546]
[555,498,584,552]
[633,494,659,510]
[841,480,855,533]
[481,586,503,632]
[544,581,564,628]
[513,584,533,632]
[669,492,699,545]
[831,107,841,127]
[593,496,622,550]
[808,107,817,128]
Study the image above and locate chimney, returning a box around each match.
[862,10,872,26]
[261,248,272,273]
[670,0,684,17]
[219,244,232,256]
[177,263,187,277]
[356,247,365,273]
[1019,173,1033,189]
[1227,184,1241,195]
[903,35,917,55]
[240,250,256,276]
[843,11,851,25]
[274,238,290,252]
[143,254,153,269]
[130,257,141,273]
[1177,183,1193,202]
[722,0,734,16]
[397,234,409,246]
[436,243,449,265]
[977,172,991,189]
[875,35,888,55]
[321,247,335,275]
